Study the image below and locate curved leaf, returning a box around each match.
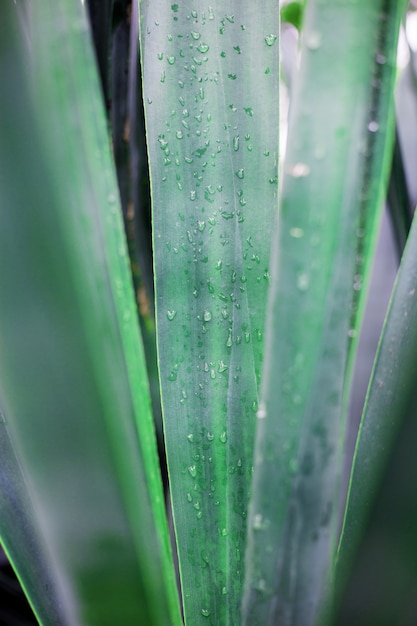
[0,3,181,625]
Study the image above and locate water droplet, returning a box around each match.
[243,107,254,117]
[189,190,196,201]
[222,586,228,595]
[196,511,203,519]
[253,514,265,530]
[244,331,250,343]
[257,403,267,419]
[210,368,216,379]
[197,42,210,53]
[219,431,227,443]
[167,310,177,320]
[256,329,263,342]
[203,310,212,322]
[187,434,194,443]
[201,609,210,617]
[264,34,277,46]
[307,31,322,50]
[368,120,379,133]
[188,465,197,477]
[176,130,183,139]
[290,227,304,238]
[235,168,245,179]
[289,163,310,178]
[158,136,169,150]
[167,55,176,65]
[375,52,386,65]
[160,70,166,83]
[187,492,193,502]
[218,360,228,373]
[207,431,214,441]
[297,273,310,291]
[226,331,233,348]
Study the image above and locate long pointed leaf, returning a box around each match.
[243,2,405,624]
[0,3,181,624]
[335,207,417,624]
[139,2,280,623]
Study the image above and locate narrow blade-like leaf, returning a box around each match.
[335,207,417,624]
[139,2,279,623]
[0,3,181,625]
[243,2,405,624]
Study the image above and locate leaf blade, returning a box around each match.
[243,2,405,624]
[0,3,181,624]
[139,2,280,623]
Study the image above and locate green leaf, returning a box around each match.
[0,3,181,625]
[0,413,67,626]
[335,209,417,625]
[139,2,279,623]
[281,1,305,31]
[242,2,405,625]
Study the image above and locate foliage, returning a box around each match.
[0,1,416,625]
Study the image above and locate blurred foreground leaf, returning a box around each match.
[243,2,405,624]
[0,3,181,625]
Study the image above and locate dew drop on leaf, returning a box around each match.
[307,31,322,50]
[219,431,227,443]
[201,608,210,617]
[197,42,210,53]
[289,162,310,178]
[290,227,304,238]
[167,310,177,320]
[264,34,277,46]
[297,273,310,291]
